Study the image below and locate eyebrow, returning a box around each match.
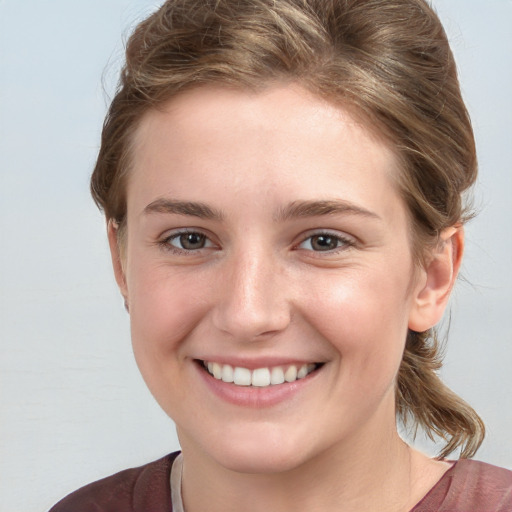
[143,198,224,221]
[143,198,380,222]
[275,200,381,222]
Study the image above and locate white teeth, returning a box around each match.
[270,366,285,385]
[233,367,252,386]
[221,364,234,383]
[212,362,222,380]
[284,365,297,382]
[297,364,309,379]
[252,368,271,387]
[204,361,318,387]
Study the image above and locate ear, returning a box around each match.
[408,226,464,332]
[107,220,129,304]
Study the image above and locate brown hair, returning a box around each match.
[91,0,484,458]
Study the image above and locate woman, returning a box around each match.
[50,0,512,510]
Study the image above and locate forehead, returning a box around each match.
[133,84,392,154]
[127,84,404,224]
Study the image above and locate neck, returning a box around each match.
[179,414,430,512]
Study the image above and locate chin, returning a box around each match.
[213,444,310,475]
[199,425,322,475]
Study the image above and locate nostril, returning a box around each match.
[211,298,291,340]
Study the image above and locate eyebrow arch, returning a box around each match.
[275,200,381,222]
[143,198,224,221]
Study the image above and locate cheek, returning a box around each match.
[125,263,216,415]
[126,259,211,363]
[300,268,412,384]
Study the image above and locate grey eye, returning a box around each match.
[312,235,339,251]
[298,233,354,252]
[303,234,340,251]
[170,232,208,250]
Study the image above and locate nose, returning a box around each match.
[211,248,291,341]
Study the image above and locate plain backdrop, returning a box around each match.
[0,1,511,511]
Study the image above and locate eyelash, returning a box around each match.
[158,229,355,256]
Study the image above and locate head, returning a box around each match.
[92,0,483,458]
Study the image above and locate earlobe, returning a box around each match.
[107,220,129,304]
[408,226,464,332]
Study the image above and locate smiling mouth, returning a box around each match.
[198,360,322,387]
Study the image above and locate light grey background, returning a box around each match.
[0,1,510,511]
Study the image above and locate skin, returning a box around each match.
[109,84,463,512]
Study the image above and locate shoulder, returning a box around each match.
[448,459,512,509]
[454,458,512,486]
[48,452,180,512]
[414,459,512,512]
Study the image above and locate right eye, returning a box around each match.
[161,231,215,252]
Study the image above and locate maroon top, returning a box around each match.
[49,453,512,512]
[411,459,512,511]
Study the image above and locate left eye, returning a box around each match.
[166,232,213,251]
[298,233,351,252]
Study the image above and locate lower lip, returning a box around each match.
[195,362,320,408]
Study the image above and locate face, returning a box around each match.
[113,84,433,474]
